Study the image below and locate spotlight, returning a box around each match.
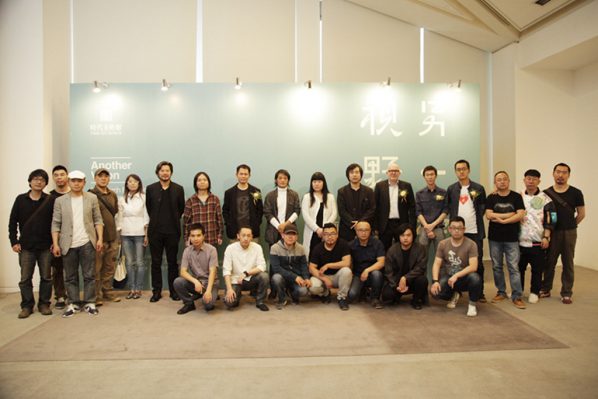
[448,79,462,90]
[92,80,108,93]
[382,77,391,87]
[234,77,242,90]
[161,79,171,92]
[305,80,312,89]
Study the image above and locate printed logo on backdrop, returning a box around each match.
[89,101,123,136]
[90,157,133,195]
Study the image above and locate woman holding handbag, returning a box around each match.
[117,174,149,299]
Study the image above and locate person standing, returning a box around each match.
[301,172,338,258]
[146,161,185,303]
[263,169,301,246]
[374,161,416,250]
[337,163,375,241]
[49,165,70,309]
[9,169,55,318]
[415,165,448,258]
[541,163,585,304]
[222,164,263,240]
[117,174,149,299]
[51,170,104,317]
[183,171,223,247]
[447,159,487,302]
[89,168,121,305]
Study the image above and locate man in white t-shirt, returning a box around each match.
[51,171,104,317]
[446,159,487,302]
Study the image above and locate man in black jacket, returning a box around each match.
[337,163,375,241]
[374,161,416,250]
[382,224,428,309]
[222,164,263,240]
[146,161,185,302]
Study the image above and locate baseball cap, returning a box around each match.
[283,224,298,234]
[68,170,86,179]
[94,168,110,177]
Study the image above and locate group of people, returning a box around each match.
[9,159,584,319]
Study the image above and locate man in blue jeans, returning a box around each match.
[51,170,104,317]
[485,171,526,310]
[9,169,55,319]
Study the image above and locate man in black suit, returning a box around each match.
[222,164,264,240]
[146,161,185,302]
[374,161,416,250]
[337,163,375,241]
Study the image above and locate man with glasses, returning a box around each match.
[374,161,416,250]
[430,217,481,317]
[447,159,487,302]
[308,223,353,310]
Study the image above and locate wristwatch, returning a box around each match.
[243,271,249,277]
[433,279,439,284]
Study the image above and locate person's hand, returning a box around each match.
[431,282,440,296]
[427,230,436,239]
[398,276,408,293]
[217,238,223,246]
[143,235,149,247]
[350,221,358,230]
[322,277,333,289]
[277,223,286,234]
[203,290,212,304]
[541,237,550,250]
[448,275,458,288]
[319,265,329,275]
[96,239,104,252]
[304,279,312,288]
[360,270,370,282]
[52,244,61,257]
[225,289,236,303]
[11,244,21,253]
[316,228,323,238]
[194,281,204,294]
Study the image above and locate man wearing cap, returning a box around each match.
[52,170,104,317]
[269,224,311,309]
[49,165,70,310]
[89,168,120,305]
[9,169,55,318]
[519,169,555,304]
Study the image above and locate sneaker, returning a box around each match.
[491,293,508,303]
[467,304,478,317]
[513,298,526,309]
[177,303,196,314]
[372,299,384,309]
[478,294,487,304]
[103,293,121,303]
[62,305,78,318]
[447,292,461,309]
[321,293,332,304]
[528,293,539,304]
[126,292,135,300]
[338,299,349,311]
[256,303,270,311]
[561,296,573,305]
[18,308,32,319]
[55,298,66,309]
[539,290,551,298]
[276,300,287,310]
[133,292,141,299]
[38,304,53,316]
[84,304,99,315]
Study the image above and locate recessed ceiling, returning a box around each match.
[346,0,584,52]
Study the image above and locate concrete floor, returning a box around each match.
[1,265,597,399]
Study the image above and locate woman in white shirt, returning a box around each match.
[117,174,149,299]
[301,172,338,258]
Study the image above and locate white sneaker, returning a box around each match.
[447,292,461,309]
[467,303,477,317]
[528,293,539,304]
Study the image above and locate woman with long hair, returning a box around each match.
[301,172,338,258]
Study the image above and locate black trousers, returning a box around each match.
[148,231,180,295]
[381,275,428,304]
[464,233,485,296]
[380,219,409,251]
[519,245,546,295]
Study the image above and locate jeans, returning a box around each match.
[224,272,270,308]
[63,241,97,305]
[18,249,52,310]
[433,272,481,302]
[347,270,383,302]
[173,277,218,310]
[122,235,146,291]
[381,275,428,304]
[95,239,118,298]
[489,240,522,300]
[50,254,66,300]
[519,245,546,295]
[464,233,485,296]
[542,228,577,297]
[308,267,353,300]
[270,273,309,303]
[148,231,180,295]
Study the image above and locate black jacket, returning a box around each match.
[384,242,427,287]
[337,184,375,241]
[374,180,416,233]
[146,181,185,236]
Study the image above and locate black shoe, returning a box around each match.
[150,293,161,302]
[411,300,423,310]
[321,294,332,304]
[338,299,349,311]
[170,293,181,301]
[55,299,66,309]
[256,303,270,311]
[177,303,196,314]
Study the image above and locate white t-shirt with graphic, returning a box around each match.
[457,185,477,234]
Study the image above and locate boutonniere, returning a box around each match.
[399,190,408,203]
[435,194,444,201]
[469,190,480,200]
[251,191,262,205]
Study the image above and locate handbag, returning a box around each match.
[113,246,128,288]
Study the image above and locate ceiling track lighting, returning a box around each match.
[305,80,312,89]
[234,77,242,90]
[161,79,171,92]
[382,77,391,87]
[92,80,109,93]
[448,79,462,89]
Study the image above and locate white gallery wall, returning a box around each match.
[1,0,594,292]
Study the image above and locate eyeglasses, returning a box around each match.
[387,170,400,173]
[30,177,46,182]
[323,232,338,237]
